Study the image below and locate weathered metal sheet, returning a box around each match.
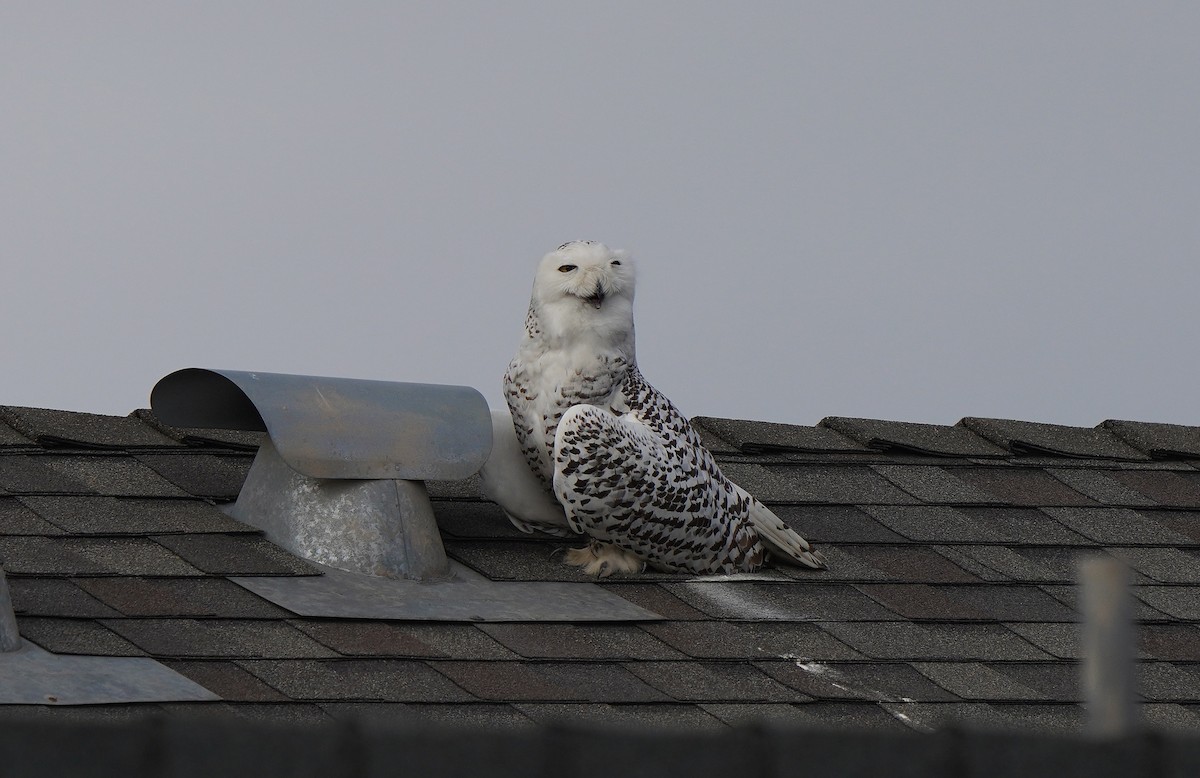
[151,368,491,481]
[231,562,663,622]
[225,439,451,580]
[0,641,220,705]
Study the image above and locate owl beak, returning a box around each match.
[583,287,606,309]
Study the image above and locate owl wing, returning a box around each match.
[553,403,811,574]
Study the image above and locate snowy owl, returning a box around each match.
[490,240,824,576]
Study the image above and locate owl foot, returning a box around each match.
[562,540,646,578]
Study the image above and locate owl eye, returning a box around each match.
[558,264,577,272]
[610,260,621,266]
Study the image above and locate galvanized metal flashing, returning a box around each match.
[224,439,451,580]
[231,561,663,622]
[0,641,219,705]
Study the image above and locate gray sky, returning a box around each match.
[4,3,1198,427]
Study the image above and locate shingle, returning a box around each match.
[960,417,1150,460]
[950,468,1097,507]
[1140,510,1200,544]
[1135,587,1200,620]
[783,545,898,582]
[1143,703,1200,733]
[291,621,517,659]
[820,417,1009,457]
[744,464,923,505]
[0,536,202,576]
[692,416,870,454]
[941,546,1090,583]
[997,548,1119,585]
[819,622,1052,661]
[1138,663,1200,702]
[6,578,121,618]
[932,546,1013,582]
[325,702,533,728]
[76,577,289,618]
[0,496,63,535]
[912,662,1045,700]
[770,505,908,544]
[0,419,33,446]
[514,702,726,730]
[444,540,580,582]
[855,584,988,620]
[1045,468,1159,507]
[769,700,914,731]
[103,619,338,659]
[152,534,318,576]
[0,406,180,449]
[1005,623,1083,660]
[433,661,666,703]
[18,496,250,535]
[641,621,863,661]
[216,702,333,724]
[1103,470,1200,509]
[685,419,741,454]
[0,455,94,494]
[933,584,1080,622]
[1042,507,1194,545]
[624,661,805,702]
[698,702,816,726]
[598,583,708,620]
[0,536,107,575]
[433,501,533,540]
[860,505,1008,543]
[994,663,1083,701]
[242,659,475,702]
[1039,584,1170,622]
[955,506,1095,545]
[425,475,484,500]
[478,624,685,660]
[134,453,252,500]
[132,408,265,451]
[1107,548,1200,584]
[1140,625,1200,661]
[1102,419,1200,460]
[837,545,983,584]
[758,660,958,702]
[662,582,900,621]
[163,660,291,701]
[38,455,191,498]
[16,616,145,656]
[870,465,1008,505]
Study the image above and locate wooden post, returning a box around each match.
[1079,556,1137,736]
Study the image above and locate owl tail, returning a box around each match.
[746,498,826,569]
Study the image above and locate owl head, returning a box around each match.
[528,240,637,351]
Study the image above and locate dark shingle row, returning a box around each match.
[3,407,1200,731]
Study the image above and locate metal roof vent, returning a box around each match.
[1,566,20,653]
[151,368,659,621]
[1,564,218,704]
[152,368,489,581]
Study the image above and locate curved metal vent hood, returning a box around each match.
[152,368,491,581]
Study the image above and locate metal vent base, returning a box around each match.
[232,562,662,622]
[0,641,220,705]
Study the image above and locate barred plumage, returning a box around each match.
[496,241,824,576]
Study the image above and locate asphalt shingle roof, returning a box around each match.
[2,406,1200,733]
